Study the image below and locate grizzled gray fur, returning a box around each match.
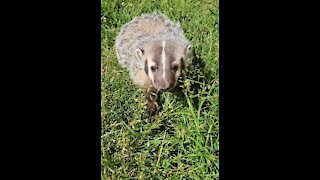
[115,11,193,115]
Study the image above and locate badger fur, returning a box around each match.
[115,11,193,115]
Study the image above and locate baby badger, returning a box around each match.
[115,11,193,115]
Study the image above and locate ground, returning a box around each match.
[101,0,219,179]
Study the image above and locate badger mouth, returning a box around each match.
[156,86,176,93]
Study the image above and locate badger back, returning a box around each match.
[116,12,190,67]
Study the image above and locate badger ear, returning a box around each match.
[184,44,192,54]
[182,44,193,68]
[135,48,145,60]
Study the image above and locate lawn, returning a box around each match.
[101,0,219,179]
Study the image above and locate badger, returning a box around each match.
[115,11,193,115]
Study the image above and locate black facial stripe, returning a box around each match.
[144,60,148,75]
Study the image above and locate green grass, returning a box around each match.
[101,0,219,179]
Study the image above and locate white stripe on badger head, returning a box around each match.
[162,41,166,78]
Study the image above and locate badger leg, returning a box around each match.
[144,87,160,116]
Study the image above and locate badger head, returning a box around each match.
[135,40,192,92]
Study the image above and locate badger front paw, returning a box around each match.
[144,91,160,116]
[146,99,158,116]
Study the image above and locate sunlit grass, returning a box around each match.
[101,0,219,179]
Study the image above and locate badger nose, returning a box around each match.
[158,84,169,91]
[159,80,174,91]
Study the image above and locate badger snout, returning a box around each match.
[155,79,175,91]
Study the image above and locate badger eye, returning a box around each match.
[150,66,157,72]
[171,65,178,72]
